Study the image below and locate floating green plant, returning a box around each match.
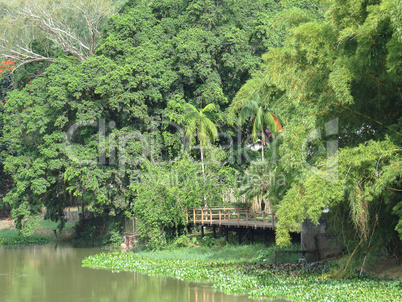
[83,252,402,302]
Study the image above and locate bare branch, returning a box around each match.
[0,0,124,68]
[13,57,54,71]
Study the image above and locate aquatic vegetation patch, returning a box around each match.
[82,252,402,301]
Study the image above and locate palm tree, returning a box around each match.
[239,100,282,161]
[234,78,282,161]
[185,103,218,180]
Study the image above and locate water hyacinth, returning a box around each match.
[82,253,402,302]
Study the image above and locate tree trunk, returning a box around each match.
[201,141,205,181]
[200,142,207,206]
[261,129,265,161]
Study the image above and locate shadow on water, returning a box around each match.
[0,245,287,302]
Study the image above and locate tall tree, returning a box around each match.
[0,0,126,69]
[185,103,218,181]
[0,61,14,203]
[231,77,283,161]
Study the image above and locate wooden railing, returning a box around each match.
[186,207,276,229]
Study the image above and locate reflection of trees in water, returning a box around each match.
[190,285,226,302]
[0,247,258,302]
[187,285,273,302]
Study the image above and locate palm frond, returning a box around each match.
[186,103,199,113]
[270,112,282,132]
[204,118,218,138]
[255,107,264,130]
[202,103,216,113]
[185,119,198,148]
[264,110,276,133]
[185,103,218,148]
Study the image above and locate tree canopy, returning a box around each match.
[1,0,322,243]
[1,0,400,254]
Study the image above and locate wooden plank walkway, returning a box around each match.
[186,207,277,230]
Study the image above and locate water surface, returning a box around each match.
[0,246,265,302]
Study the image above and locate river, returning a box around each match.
[0,245,266,302]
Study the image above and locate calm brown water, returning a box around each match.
[0,246,263,302]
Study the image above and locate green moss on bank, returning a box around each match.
[82,252,402,302]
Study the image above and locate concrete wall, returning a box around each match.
[301,215,343,261]
[63,210,79,221]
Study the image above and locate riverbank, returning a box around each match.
[82,249,402,302]
[0,218,74,247]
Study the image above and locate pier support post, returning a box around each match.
[213,226,216,239]
[238,228,242,245]
[201,226,204,238]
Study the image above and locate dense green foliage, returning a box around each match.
[72,215,124,247]
[229,0,402,253]
[1,0,400,256]
[130,152,236,248]
[1,0,321,247]
[137,241,303,263]
[83,252,402,301]
[0,66,13,201]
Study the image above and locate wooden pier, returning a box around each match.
[186,207,277,230]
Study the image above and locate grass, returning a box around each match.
[135,231,303,264]
[0,228,51,247]
[139,244,265,262]
[0,218,76,247]
[35,219,75,231]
